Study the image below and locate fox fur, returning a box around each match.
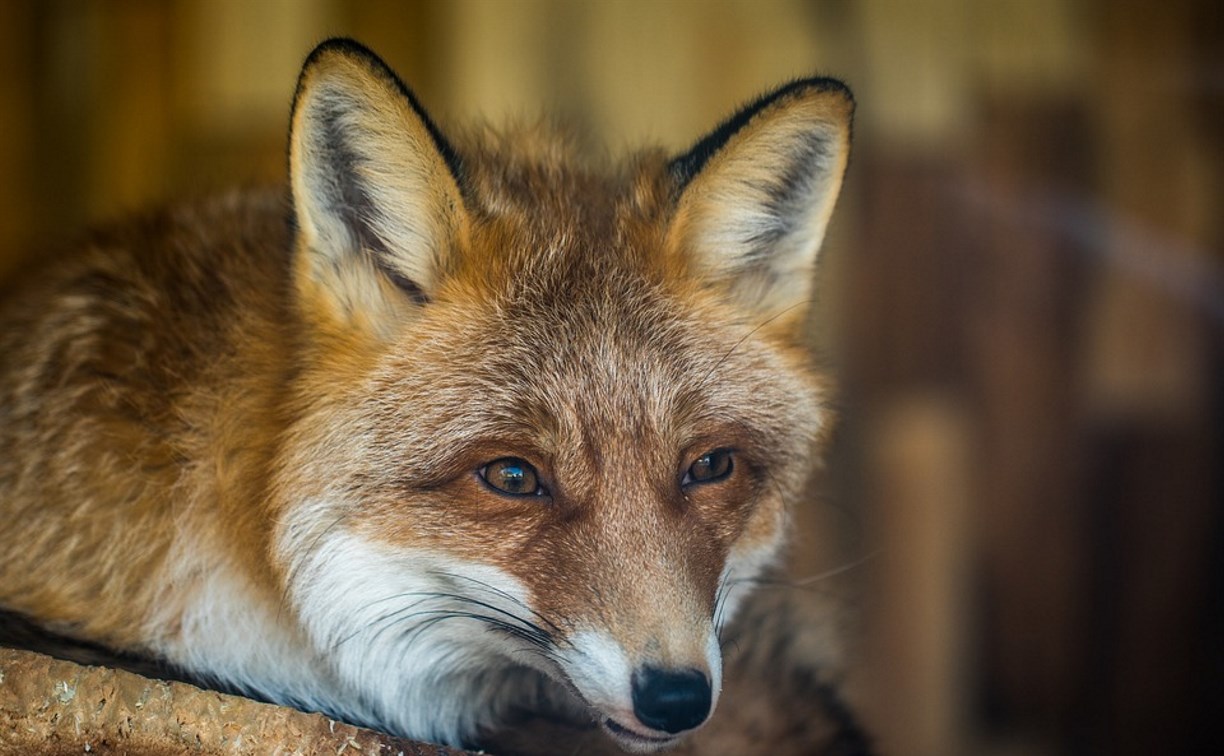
[0,39,857,752]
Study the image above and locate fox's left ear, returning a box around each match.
[667,79,853,324]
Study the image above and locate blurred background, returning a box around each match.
[0,1,1219,755]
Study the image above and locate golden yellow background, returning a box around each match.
[1,2,1220,755]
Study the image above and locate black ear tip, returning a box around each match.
[791,76,855,107]
[751,76,855,116]
[670,75,855,189]
[292,38,388,114]
[298,37,401,86]
[301,37,383,70]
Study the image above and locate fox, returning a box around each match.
[0,38,856,753]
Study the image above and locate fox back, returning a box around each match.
[0,39,852,751]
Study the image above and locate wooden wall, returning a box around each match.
[1,2,1219,755]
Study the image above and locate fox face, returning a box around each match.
[269,40,853,749]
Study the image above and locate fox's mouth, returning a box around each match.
[601,718,680,752]
[550,628,716,751]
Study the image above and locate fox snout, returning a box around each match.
[555,600,724,749]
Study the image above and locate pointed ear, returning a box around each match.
[666,79,853,325]
[289,38,468,335]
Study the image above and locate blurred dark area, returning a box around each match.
[0,2,1220,755]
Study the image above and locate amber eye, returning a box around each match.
[683,449,734,486]
[479,457,544,497]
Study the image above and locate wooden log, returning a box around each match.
[0,647,465,756]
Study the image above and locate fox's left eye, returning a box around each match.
[683,449,734,486]
[479,457,546,497]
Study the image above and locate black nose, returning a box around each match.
[631,666,712,734]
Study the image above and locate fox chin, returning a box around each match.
[0,38,853,752]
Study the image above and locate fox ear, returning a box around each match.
[289,39,467,334]
[667,79,853,325]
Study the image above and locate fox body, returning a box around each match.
[0,40,852,751]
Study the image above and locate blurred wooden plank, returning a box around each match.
[0,1,36,279]
[436,0,850,152]
[165,0,334,191]
[345,0,440,102]
[857,0,974,147]
[1078,2,1223,754]
[972,0,1086,95]
[83,2,172,219]
[1083,0,1215,421]
[840,153,974,393]
[174,0,334,136]
[856,395,973,756]
[1083,425,1218,756]
[962,95,1096,740]
[836,148,982,756]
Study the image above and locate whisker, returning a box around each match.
[397,609,560,659]
[379,607,552,654]
[434,570,564,638]
[278,513,348,624]
[714,561,747,642]
[790,550,880,586]
[332,594,440,649]
[334,589,560,662]
[697,298,815,389]
[712,465,796,640]
[351,589,551,639]
[714,569,733,628]
[721,550,880,594]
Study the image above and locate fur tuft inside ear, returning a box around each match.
[667,79,853,322]
[289,38,468,333]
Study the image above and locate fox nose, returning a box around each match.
[631,666,712,734]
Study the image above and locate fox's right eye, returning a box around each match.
[479,457,545,497]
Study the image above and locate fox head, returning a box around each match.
[273,39,852,750]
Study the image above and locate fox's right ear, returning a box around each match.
[289,38,467,337]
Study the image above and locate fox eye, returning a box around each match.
[683,449,734,486]
[479,457,544,497]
